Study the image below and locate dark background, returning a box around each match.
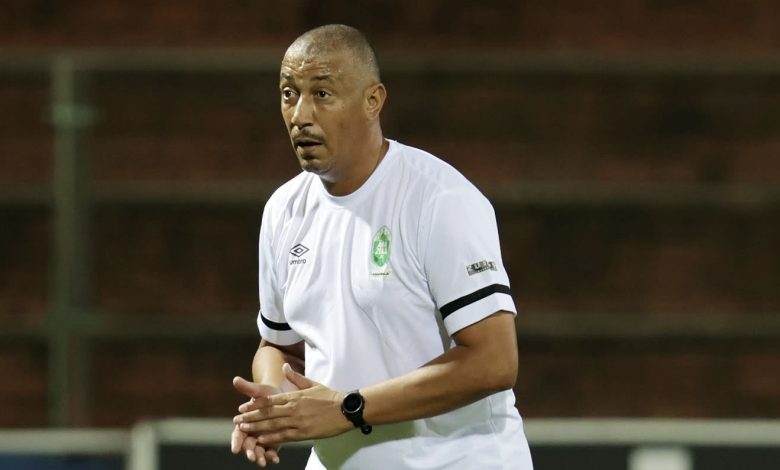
[1,0,779,428]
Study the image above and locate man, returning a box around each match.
[230,24,533,469]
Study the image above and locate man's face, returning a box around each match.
[279,49,368,178]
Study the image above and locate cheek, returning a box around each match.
[324,108,350,139]
[334,104,348,129]
[337,103,362,132]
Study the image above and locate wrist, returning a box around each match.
[340,390,372,435]
[334,392,351,431]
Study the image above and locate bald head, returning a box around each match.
[284,24,380,83]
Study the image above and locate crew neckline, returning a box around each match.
[316,139,399,206]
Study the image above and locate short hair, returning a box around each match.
[286,24,381,82]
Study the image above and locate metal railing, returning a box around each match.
[2,418,780,470]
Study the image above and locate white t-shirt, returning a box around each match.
[257,140,533,469]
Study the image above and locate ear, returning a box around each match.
[364,83,387,120]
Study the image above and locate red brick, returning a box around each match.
[93,206,259,315]
[0,77,52,184]
[89,71,297,182]
[383,72,780,185]
[499,205,780,314]
[2,0,780,52]
[0,343,48,426]
[515,340,780,417]
[92,338,258,426]
[0,208,50,316]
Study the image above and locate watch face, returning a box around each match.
[344,393,362,413]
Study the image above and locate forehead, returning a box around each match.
[280,49,352,83]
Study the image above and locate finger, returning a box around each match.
[233,377,280,399]
[243,435,258,462]
[264,447,280,465]
[241,391,295,413]
[243,434,257,453]
[238,398,259,413]
[233,376,258,397]
[235,410,264,425]
[246,446,257,463]
[234,404,291,425]
[253,442,277,468]
[239,395,275,413]
[283,363,314,390]
[239,417,295,434]
[239,397,259,413]
[255,446,268,468]
[231,424,248,454]
[257,428,300,447]
[253,445,266,467]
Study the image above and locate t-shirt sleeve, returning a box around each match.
[422,187,517,336]
[256,203,303,346]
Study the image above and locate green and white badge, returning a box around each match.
[371,226,391,276]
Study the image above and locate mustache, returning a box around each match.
[291,129,324,142]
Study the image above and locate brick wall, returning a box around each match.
[89,71,295,182]
[1,2,779,426]
[2,0,780,53]
[0,208,50,316]
[517,339,780,418]
[385,71,780,185]
[93,206,258,315]
[83,69,780,185]
[500,204,780,314]
[0,75,51,184]
[91,337,259,426]
[0,341,47,427]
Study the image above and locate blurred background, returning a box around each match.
[1,1,779,469]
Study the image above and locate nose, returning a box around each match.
[290,95,313,129]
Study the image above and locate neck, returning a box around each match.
[322,132,388,196]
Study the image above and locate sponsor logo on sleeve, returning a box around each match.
[466,260,497,276]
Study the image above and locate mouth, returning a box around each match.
[293,137,323,151]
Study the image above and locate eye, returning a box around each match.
[281,88,297,101]
[317,90,331,99]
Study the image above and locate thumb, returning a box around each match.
[233,376,260,398]
[233,376,279,399]
[283,363,313,389]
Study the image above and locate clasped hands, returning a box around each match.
[231,363,351,467]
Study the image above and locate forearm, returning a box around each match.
[234,314,517,444]
[252,339,305,387]
[361,312,518,425]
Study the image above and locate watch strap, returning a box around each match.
[341,390,372,435]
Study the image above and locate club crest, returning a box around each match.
[371,226,391,268]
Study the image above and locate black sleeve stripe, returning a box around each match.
[260,313,292,331]
[439,284,512,319]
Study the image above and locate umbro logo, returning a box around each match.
[289,244,309,265]
[290,244,309,257]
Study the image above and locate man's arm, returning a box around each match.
[235,311,518,444]
[362,310,517,424]
[231,339,305,467]
[252,339,305,389]
[233,339,305,397]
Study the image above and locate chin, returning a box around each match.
[298,158,326,175]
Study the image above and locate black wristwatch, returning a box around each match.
[341,390,372,435]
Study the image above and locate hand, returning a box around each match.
[234,363,352,447]
[231,377,292,467]
[231,424,279,467]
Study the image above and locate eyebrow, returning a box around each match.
[279,72,335,86]
[312,74,334,83]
